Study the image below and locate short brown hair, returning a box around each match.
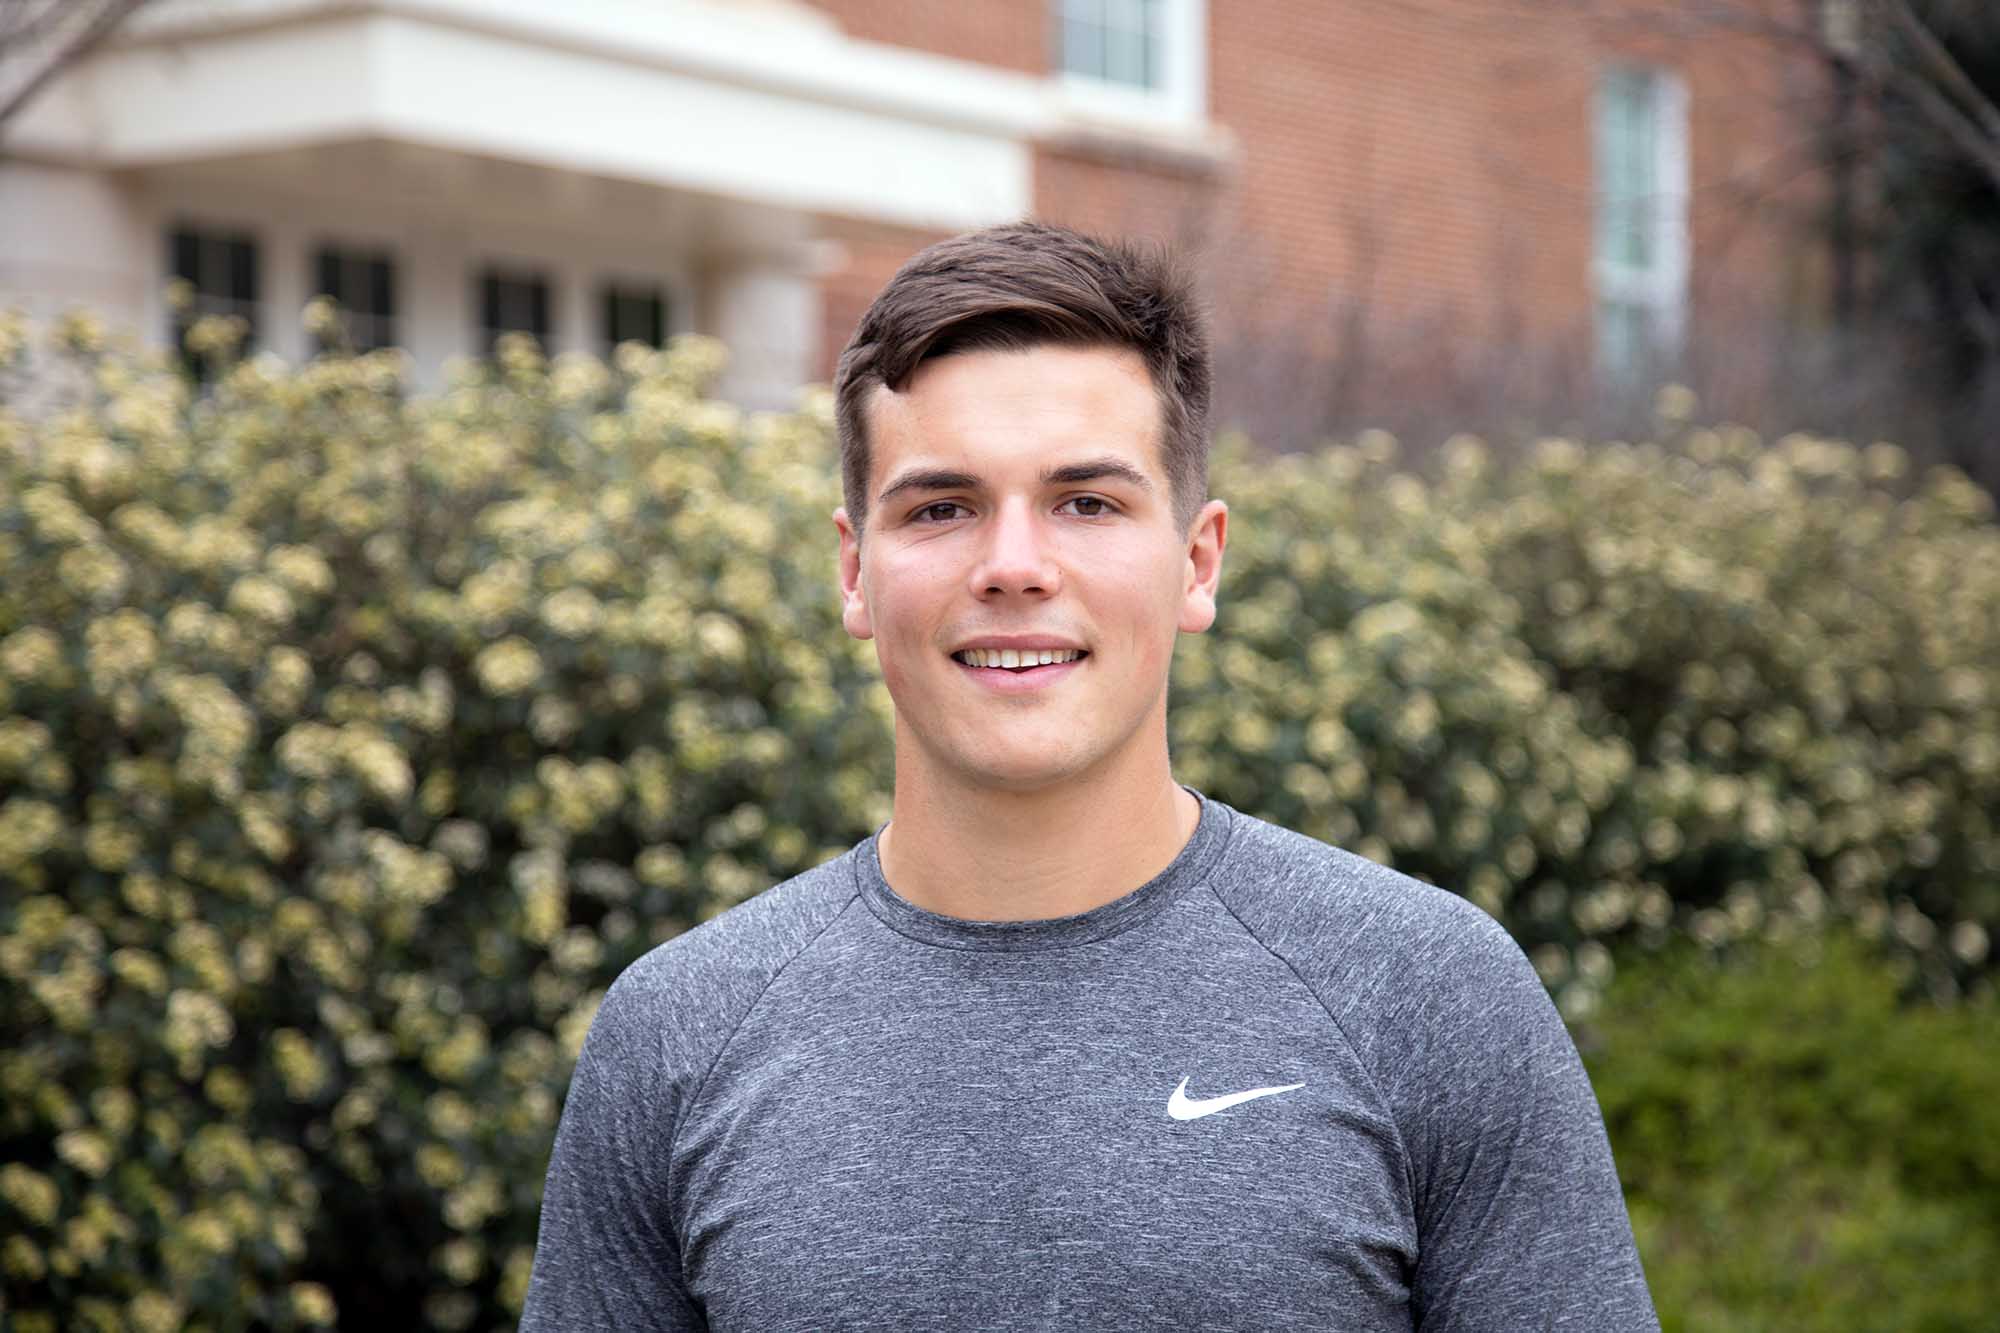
[833,220,1211,537]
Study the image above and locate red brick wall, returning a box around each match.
[812,215,949,381]
[1032,139,1225,255]
[1208,3,1537,332]
[804,0,1046,75]
[802,1,1824,425]
[1674,12,1833,409]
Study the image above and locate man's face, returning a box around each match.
[834,343,1227,795]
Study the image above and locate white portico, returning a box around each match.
[0,0,1071,405]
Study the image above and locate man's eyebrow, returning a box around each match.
[1039,457,1154,491]
[877,457,1156,507]
[877,468,981,506]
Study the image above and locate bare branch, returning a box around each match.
[0,0,153,135]
[1875,0,2000,190]
[0,2,76,50]
[1882,0,2000,137]
[1951,273,2000,355]
[1876,62,2000,196]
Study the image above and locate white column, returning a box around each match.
[709,256,819,411]
[260,215,311,367]
[0,162,151,343]
[551,250,594,361]
[401,224,467,391]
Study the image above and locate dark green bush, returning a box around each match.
[0,311,1995,1328]
[1582,931,2000,1330]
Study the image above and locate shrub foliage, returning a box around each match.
[0,319,893,1331]
[1,314,1995,1328]
[1182,405,1999,1014]
[1578,929,2000,1330]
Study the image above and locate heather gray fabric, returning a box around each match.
[522,789,1659,1331]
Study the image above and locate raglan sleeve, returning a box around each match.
[519,966,705,1332]
[1394,908,1660,1332]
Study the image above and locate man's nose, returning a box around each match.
[969,499,1061,598]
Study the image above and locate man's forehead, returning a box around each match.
[894,341,1151,396]
[862,346,1165,486]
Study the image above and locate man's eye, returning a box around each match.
[1063,496,1116,517]
[914,502,966,523]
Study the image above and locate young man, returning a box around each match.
[521,222,1660,1330]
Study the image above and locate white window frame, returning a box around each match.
[1592,65,1689,384]
[1053,0,1206,126]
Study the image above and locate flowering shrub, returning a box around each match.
[1180,409,1999,1015]
[0,317,893,1331]
[0,311,1994,1327]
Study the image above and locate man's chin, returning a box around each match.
[947,743,1095,795]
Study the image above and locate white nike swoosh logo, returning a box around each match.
[1166,1075,1307,1121]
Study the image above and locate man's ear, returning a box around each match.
[1178,499,1228,634]
[832,507,874,640]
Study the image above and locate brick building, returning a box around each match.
[1,0,1821,436]
[811,0,1825,443]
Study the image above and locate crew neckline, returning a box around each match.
[852,786,1234,951]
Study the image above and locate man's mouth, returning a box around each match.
[950,648,1088,672]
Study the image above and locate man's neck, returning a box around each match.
[876,756,1200,923]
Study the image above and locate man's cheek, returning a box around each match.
[876,646,915,699]
[871,611,924,698]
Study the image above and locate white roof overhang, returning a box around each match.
[5,0,1224,232]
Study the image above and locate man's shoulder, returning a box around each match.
[1207,805,1542,1047]
[592,848,862,1048]
[1211,805,1516,969]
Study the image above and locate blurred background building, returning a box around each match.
[0,0,1825,437]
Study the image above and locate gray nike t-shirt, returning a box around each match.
[521,790,1659,1330]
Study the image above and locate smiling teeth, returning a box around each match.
[956,648,1083,668]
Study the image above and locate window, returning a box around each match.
[1592,66,1689,384]
[477,266,552,355]
[168,226,259,370]
[1052,0,1204,123]
[1058,0,1167,91]
[602,282,668,354]
[312,246,397,352]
